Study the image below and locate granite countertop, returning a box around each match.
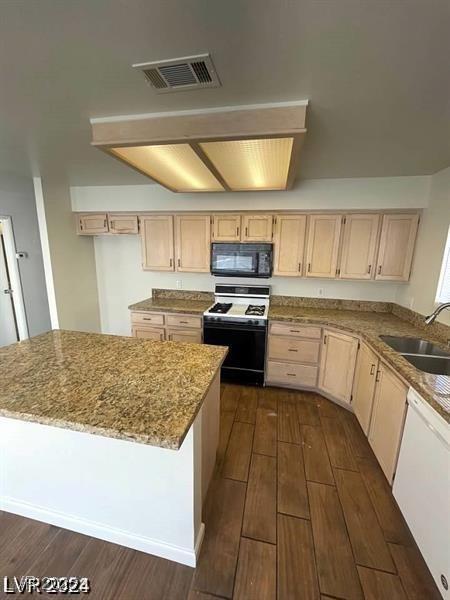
[269,306,450,423]
[129,297,211,315]
[0,330,227,450]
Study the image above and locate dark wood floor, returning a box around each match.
[0,385,441,599]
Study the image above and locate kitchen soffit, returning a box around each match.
[90,101,308,192]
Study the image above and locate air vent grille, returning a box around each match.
[133,54,220,93]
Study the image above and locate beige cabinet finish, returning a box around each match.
[166,314,202,329]
[266,361,318,388]
[352,342,379,433]
[241,214,273,242]
[77,213,108,235]
[132,325,165,341]
[305,214,342,278]
[273,214,307,276]
[175,215,211,272]
[268,337,320,364]
[368,363,408,484]
[339,214,380,279]
[140,215,174,271]
[212,214,241,241]
[166,328,202,343]
[131,311,165,326]
[375,213,419,281]
[108,214,139,234]
[319,329,358,404]
[269,323,322,339]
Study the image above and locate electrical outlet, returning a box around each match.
[176,280,182,290]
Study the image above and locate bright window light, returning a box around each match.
[435,225,450,303]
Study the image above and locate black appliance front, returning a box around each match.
[210,243,273,278]
[203,318,267,386]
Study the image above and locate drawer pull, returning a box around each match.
[370,363,376,375]
[288,348,298,352]
[375,369,381,382]
[287,373,297,377]
[290,329,300,333]
[179,320,189,324]
[143,317,153,321]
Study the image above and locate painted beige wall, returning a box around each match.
[397,167,450,326]
[41,179,101,332]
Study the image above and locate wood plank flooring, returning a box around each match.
[0,384,440,599]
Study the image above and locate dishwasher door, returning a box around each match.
[393,389,450,599]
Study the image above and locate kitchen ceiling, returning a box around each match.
[0,0,449,185]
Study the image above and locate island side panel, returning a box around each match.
[0,416,200,566]
[200,372,221,504]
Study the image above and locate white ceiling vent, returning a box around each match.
[133,54,221,93]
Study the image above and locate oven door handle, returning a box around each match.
[204,323,266,333]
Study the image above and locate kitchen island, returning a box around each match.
[0,330,227,566]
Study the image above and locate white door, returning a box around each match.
[0,232,19,347]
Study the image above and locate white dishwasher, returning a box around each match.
[393,388,450,599]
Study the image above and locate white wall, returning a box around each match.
[397,167,450,326]
[0,173,51,337]
[41,178,101,332]
[72,175,431,335]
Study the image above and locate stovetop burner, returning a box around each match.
[245,304,266,316]
[208,302,232,314]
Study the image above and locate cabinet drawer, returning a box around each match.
[166,328,202,344]
[131,312,165,326]
[132,326,165,341]
[166,314,202,329]
[269,322,322,339]
[268,337,320,364]
[266,361,318,388]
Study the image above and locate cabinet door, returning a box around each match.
[212,214,241,241]
[352,342,378,433]
[132,325,165,341]
[76,214,108,235]
[242,215,273,241]
[166,328,202,344]
[305,215,342,278]
[140,215,174,271]
[273,215,307,276]
[319,330,358,404]
[368,364,408,484]
[375,214,419,281]
[175,215,211,272]
[339,214,380,279]
[108,214,139,234]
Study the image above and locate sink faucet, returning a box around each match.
[424,302,450,324]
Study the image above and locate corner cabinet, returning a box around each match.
[305,214,342,278]
[352,342,379,433]
[375,213,419,281]
[318,329,359,404]
[175,215,211,273]
[140,215,175,271]
[273,214,307,276]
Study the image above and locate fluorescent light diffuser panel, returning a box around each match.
[111,144,224,192]
[200,137,294,191]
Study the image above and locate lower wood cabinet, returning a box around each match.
[266,361,318,388]
[166,328,202,343]
[130,311,203,344]
[318,329,359,404]
[132,325,165,341]
[368,363,408,484]
[352,342,379,433]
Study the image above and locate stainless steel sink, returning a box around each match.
[402,354,450,376]
[380,335,450,358]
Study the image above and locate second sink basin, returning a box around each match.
[402,354,450,376]
[380,335,450,358]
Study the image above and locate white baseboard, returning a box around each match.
[2,497,204,567]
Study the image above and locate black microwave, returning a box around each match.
[211,243,273,278]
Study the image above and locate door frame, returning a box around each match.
[0,216,29,340]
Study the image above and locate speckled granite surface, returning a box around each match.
[269,305,450,423]
[0,330,227,449]
[129,297,211,315]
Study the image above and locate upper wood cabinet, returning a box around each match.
[352,342,379,434]
[108,214,139,234]
[140,215,174,271]
[368,363,408,484]
[242,215,273,242]
[212,214,241,242]
[305,215,342,278]
[273,214,307,276]
[339,214,380,279]
[175,215,211,273]
[77,213,108,235]
[318,329,358,404]
[375,214,419,281]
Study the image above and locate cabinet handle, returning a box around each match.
[178,258,181,267]
[375,369,381,382]
[236,227,240,237]
[298,262,302,272]
[367,264,372,274]
[370,363,376,375]
[143,317,152,321]
[169,258,173,267]
[79,221,83,231]
[104,219,107,228]
[287,373,297,377]
[377,265,382,275]
[245,227,248,237]
[168,334,172,341]
[290,329,300,333]
[323,335,327,345]
[308,263,311,272]
[288,348,298,352]
[179,320,188,324]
